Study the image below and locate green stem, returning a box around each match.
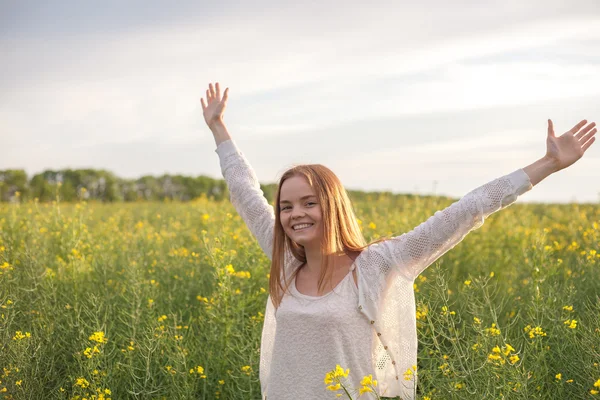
[340,383,353,399]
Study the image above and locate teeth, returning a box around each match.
[293,223,313,230]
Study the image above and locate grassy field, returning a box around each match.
[1,194,599,399]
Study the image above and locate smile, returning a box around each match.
[292,223,313,231]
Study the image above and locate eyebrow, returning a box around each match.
[279,195,317,204]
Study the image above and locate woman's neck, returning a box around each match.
[301,244,354,275]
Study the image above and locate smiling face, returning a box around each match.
[278,175,323,247]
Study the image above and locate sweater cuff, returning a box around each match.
[215,139,238,158]
[512,168,533,196]
[499,169,532,207]
[511,168,533,196]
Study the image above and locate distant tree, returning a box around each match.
[0,170,29,202]
[30,171,61,202]
[2,168,432,205]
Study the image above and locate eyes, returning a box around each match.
[280,202,317,211]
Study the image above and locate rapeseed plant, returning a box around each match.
[1,196,598,398]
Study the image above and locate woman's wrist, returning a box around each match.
[522,156,560,187]
[210,121,232,146]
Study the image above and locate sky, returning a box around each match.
[2,0,600,204]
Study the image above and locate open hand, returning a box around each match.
[200,82,229,129]
[546,119,596,171]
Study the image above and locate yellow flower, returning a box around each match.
[359,386,373,395]
[12,331,31,340]
[564,319,577,329]
[334,364,349,378]
[241,365,252,375]
[189,365,204,375]
[360,374,377,387]
[75,378,90,388]
[234,271,251,279]
[509,354,520,364]
[487,353,503,363]
[83,346,101,358]
[503,344,515,356]
[484,323,501,336]
[326,383,341,391]
[595,379,600,388]
[441,306,455,316]
[88,331,108,344]
[524,325,546,339]
[555,373,562,380]
[416,306,428,321]
[165,365,176,374]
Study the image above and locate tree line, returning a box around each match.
[0,169,234,203]
[0,169,433,205]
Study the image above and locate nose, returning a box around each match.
[291,208,306,220]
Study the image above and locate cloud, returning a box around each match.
[1,1,599,202]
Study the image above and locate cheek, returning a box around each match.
[280,215,289,229]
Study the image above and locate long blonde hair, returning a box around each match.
[269,164,378,309]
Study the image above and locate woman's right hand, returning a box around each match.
[200,82,229,130]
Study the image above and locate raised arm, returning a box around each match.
[360,118,596,283]
[363,168,533,282]
[201,82,275,258]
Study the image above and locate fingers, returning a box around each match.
[575,122,596,140]
[569,119,588,134]
[548,119,554,137]
[579,127,597,144]
[582,136,596,153]
[202,82,227,108]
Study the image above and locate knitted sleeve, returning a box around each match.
[215,139,274,259]
[359,169,533,285]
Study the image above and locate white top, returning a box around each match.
[215,139,533,399]
[268,262,376,399]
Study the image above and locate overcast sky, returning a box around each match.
[2,0,599,203]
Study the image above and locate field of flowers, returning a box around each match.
[1,193,599,399]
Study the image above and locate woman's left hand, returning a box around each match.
[546,119,597,172]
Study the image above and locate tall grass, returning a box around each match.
[1,194,599,399]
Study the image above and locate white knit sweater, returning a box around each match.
[216,139,533,399]
[268,262,376,399]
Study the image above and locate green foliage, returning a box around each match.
[1,169,229,203]
[0,198,599,399]
[0,170,28,202]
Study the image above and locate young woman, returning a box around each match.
[200,82,596,399]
